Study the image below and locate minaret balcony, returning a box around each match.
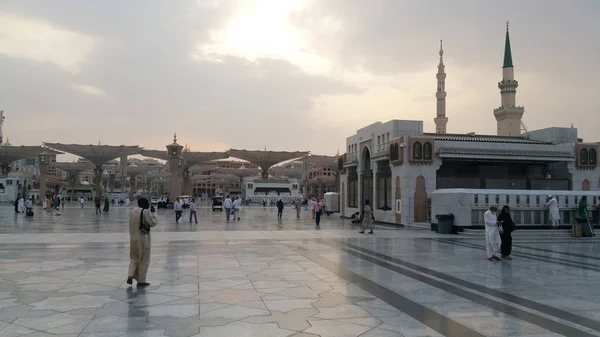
[493,106,525,119]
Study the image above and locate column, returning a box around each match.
[1,164,10,175]
[169,161,183,198]
[357,172,363,210]
[109,173,116,193]
[317,178,324,199]
[120,155,127,192]
[183,169,191,195]
[37,163,49,206]
[372,165,379,210]
[69,175,77,201]
[94,167,103,199]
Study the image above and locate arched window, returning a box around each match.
[423,142,433,160]
[413,142,422,160]
[580,148,589,165]
[589,148,597,165]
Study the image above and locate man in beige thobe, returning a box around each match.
[127,197,159,287]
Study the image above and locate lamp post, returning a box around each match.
[37,149,52,206]
[166,134,184,198]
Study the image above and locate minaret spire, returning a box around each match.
[434,39,448,134]
[494,21,524,136]
[503,21,513,68]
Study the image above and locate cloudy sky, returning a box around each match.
[1,0,599,158]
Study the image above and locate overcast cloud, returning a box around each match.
[1,0,599,160]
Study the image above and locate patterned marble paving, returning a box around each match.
[1,205,599,337]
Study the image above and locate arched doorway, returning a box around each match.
[414,176,428,222]
[583,179,590,191]
[361,147,373,210]
[395,176,402,224]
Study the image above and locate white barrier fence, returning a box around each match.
[432,189,600,227]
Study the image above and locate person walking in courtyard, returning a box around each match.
[174,197,183,223]
[310,198,316,219]
[103,197,110,213]
[498,205,515,260]
[223,195,233,221]
[18,197,25,213]
[545,194,560,229]
[14,197,20,214]
[189,198,198,224]
[79,196,85,209]
[485,204,502,261]
[578,196,588,218]
[315,198,325,227]
[233,196,241,221]
[94,197,102,215]
[276,197,284,218]
[53,194,61,215]
[359,199,374,234]
[295,198,302,218]
[127,197,159,287]
[25,197,33,216]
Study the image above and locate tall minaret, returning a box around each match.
[434,40,448,134]
[0,111,5,145]
[493,21,524,136]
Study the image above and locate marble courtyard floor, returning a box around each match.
[1,205,600,337]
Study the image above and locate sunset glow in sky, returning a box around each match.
[1,0,599,160]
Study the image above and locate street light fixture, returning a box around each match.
[37,148,53,204]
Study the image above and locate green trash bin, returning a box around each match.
[436,214,455,234]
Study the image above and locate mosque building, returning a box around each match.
[338,23,599,226]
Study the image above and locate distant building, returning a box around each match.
[339,24,599,226]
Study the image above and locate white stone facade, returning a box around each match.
[340,120,598,226]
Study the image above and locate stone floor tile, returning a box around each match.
[2,206,599,337]
[243,308,318,331]
[194,288,265,304]
[59,282,119,294]
[83,316,159,333]
[377,315,444,337]
[358,328,403,337]
[312,292,374,309]
[13,312,93,331]
[0,300,19,311]
[453,315,557,337]
[0,305,55,322]
[263,299,316,312]
[193,321,294,337]
[149,283,198,294]
[0,323,37,337]
[45,320,92,334]
[143,304,199,318]
[313,303,373,320]
[201,304,269,320]
[305,320,371,337]
[272,286,323,299]
[336,316,382,327]
[29,294,114,311]
[252,280,297,290]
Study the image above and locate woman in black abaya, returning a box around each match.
[497,205,515,259]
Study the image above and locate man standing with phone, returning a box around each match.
[127,197,159,287]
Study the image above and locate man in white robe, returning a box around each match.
[485,204,502,261]
[127,197,159,287]
[545,195,560,229]
[18,198,25,213]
